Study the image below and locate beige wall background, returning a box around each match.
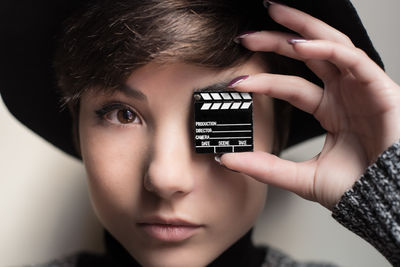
[0,1,398,266]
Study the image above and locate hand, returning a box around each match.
[220,2,400,209]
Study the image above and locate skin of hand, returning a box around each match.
[220,2,400,210]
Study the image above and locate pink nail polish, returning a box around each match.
[227,75,249,88]
[214,155,223,165]
[233,31,258,44]
[263,0,276,8]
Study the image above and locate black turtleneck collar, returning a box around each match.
[207,230,267,267]
[76,229,266,266]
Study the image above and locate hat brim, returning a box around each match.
[0,0,384,159]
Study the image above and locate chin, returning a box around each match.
[129,244,222,267]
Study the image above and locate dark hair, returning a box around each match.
[54,0,293,155]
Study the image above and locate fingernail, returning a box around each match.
[215,154,241,173]
[227,75,249,88]
[263,0,276,8]
[233,31,258,44]
[214,154,224,165]
[287,38,310,45]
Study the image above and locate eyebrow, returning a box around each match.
[117,79,231,100]
[194,80,231,93]
[118,85,147,101]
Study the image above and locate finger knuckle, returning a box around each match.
[376,79,395,91]
[349,48,367,68]
[354,47,367,58]
[340,35,354,46]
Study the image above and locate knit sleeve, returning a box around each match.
[332,140,400,266]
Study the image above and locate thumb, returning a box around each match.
[220,151,317,201]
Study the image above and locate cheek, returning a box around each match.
[215,176,267,228]
[201,163,267,239]
[79,122,148,224]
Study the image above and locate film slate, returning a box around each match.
[193,91,253,154]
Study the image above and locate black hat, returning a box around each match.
[0,0,384,159]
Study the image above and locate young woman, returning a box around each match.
[1,0,399,266]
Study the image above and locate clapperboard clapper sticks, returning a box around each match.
[193,91,254,154]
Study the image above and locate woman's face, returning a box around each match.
[79,54,274,266]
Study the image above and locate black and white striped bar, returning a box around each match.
[193,91,253,153]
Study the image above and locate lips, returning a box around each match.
[138,217,203,242]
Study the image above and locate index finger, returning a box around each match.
[267,2,355,47]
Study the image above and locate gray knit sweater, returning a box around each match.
[332,140,400,266]
[31,141,400,267]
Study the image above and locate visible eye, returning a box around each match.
[106,108,140,124]
[95,103,141,126]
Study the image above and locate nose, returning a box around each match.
[144,123,195,200]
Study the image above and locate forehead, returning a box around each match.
[124,54,269,94]
[80,53,269,105]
